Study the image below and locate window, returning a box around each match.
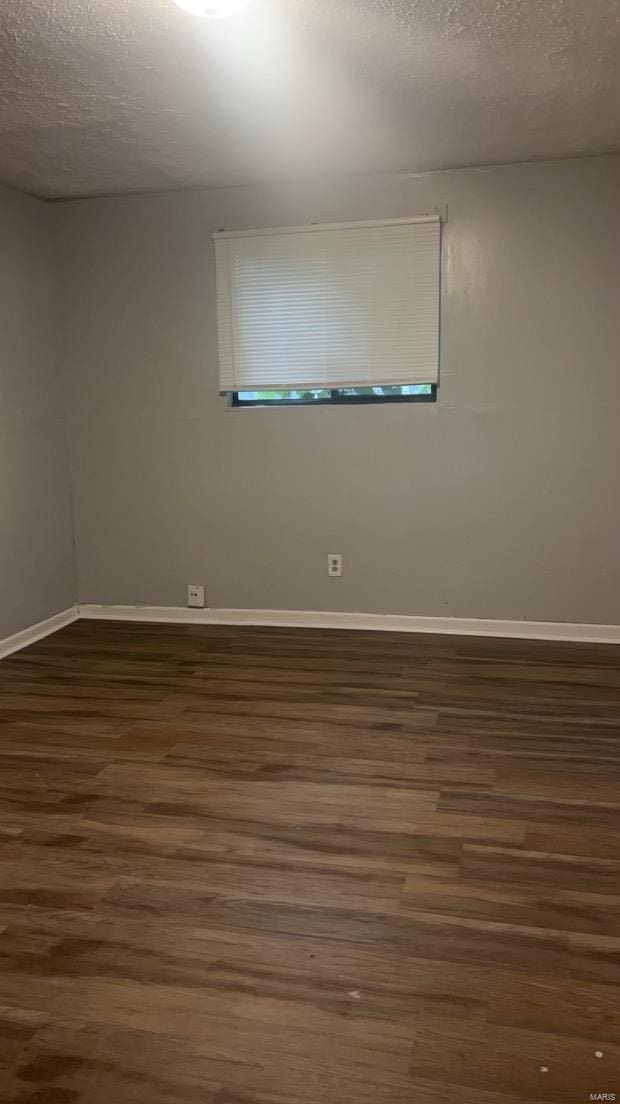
[214,216,441,405]
[232,385,436,406]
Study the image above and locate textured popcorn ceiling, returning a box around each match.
[1,0,619,199]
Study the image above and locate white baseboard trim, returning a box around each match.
[2,602,616,663]
[0,606,79,660]
[77,604,620,644]
[2,604,618,654]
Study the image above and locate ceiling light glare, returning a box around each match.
[173,0,255,17]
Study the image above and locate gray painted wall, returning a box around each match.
[0,185,76,639]
[58,155,620,624]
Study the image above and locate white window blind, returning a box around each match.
[214,216,441,394]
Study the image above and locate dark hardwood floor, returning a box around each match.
[0,618,619,1103]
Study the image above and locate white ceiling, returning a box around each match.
[1,0,619,199]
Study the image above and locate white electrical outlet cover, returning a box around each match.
[187,584,205,608]
[327,554,343,577]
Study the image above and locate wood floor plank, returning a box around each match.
[1,619,619,1102]
[409,1017,620,1101]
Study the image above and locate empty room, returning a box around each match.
[1,0,619,1101]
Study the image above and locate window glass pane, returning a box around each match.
[339,384,432,397]
[237,389,331,401]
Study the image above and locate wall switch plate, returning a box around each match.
[187,584,205,609]
[327,554,343,577]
